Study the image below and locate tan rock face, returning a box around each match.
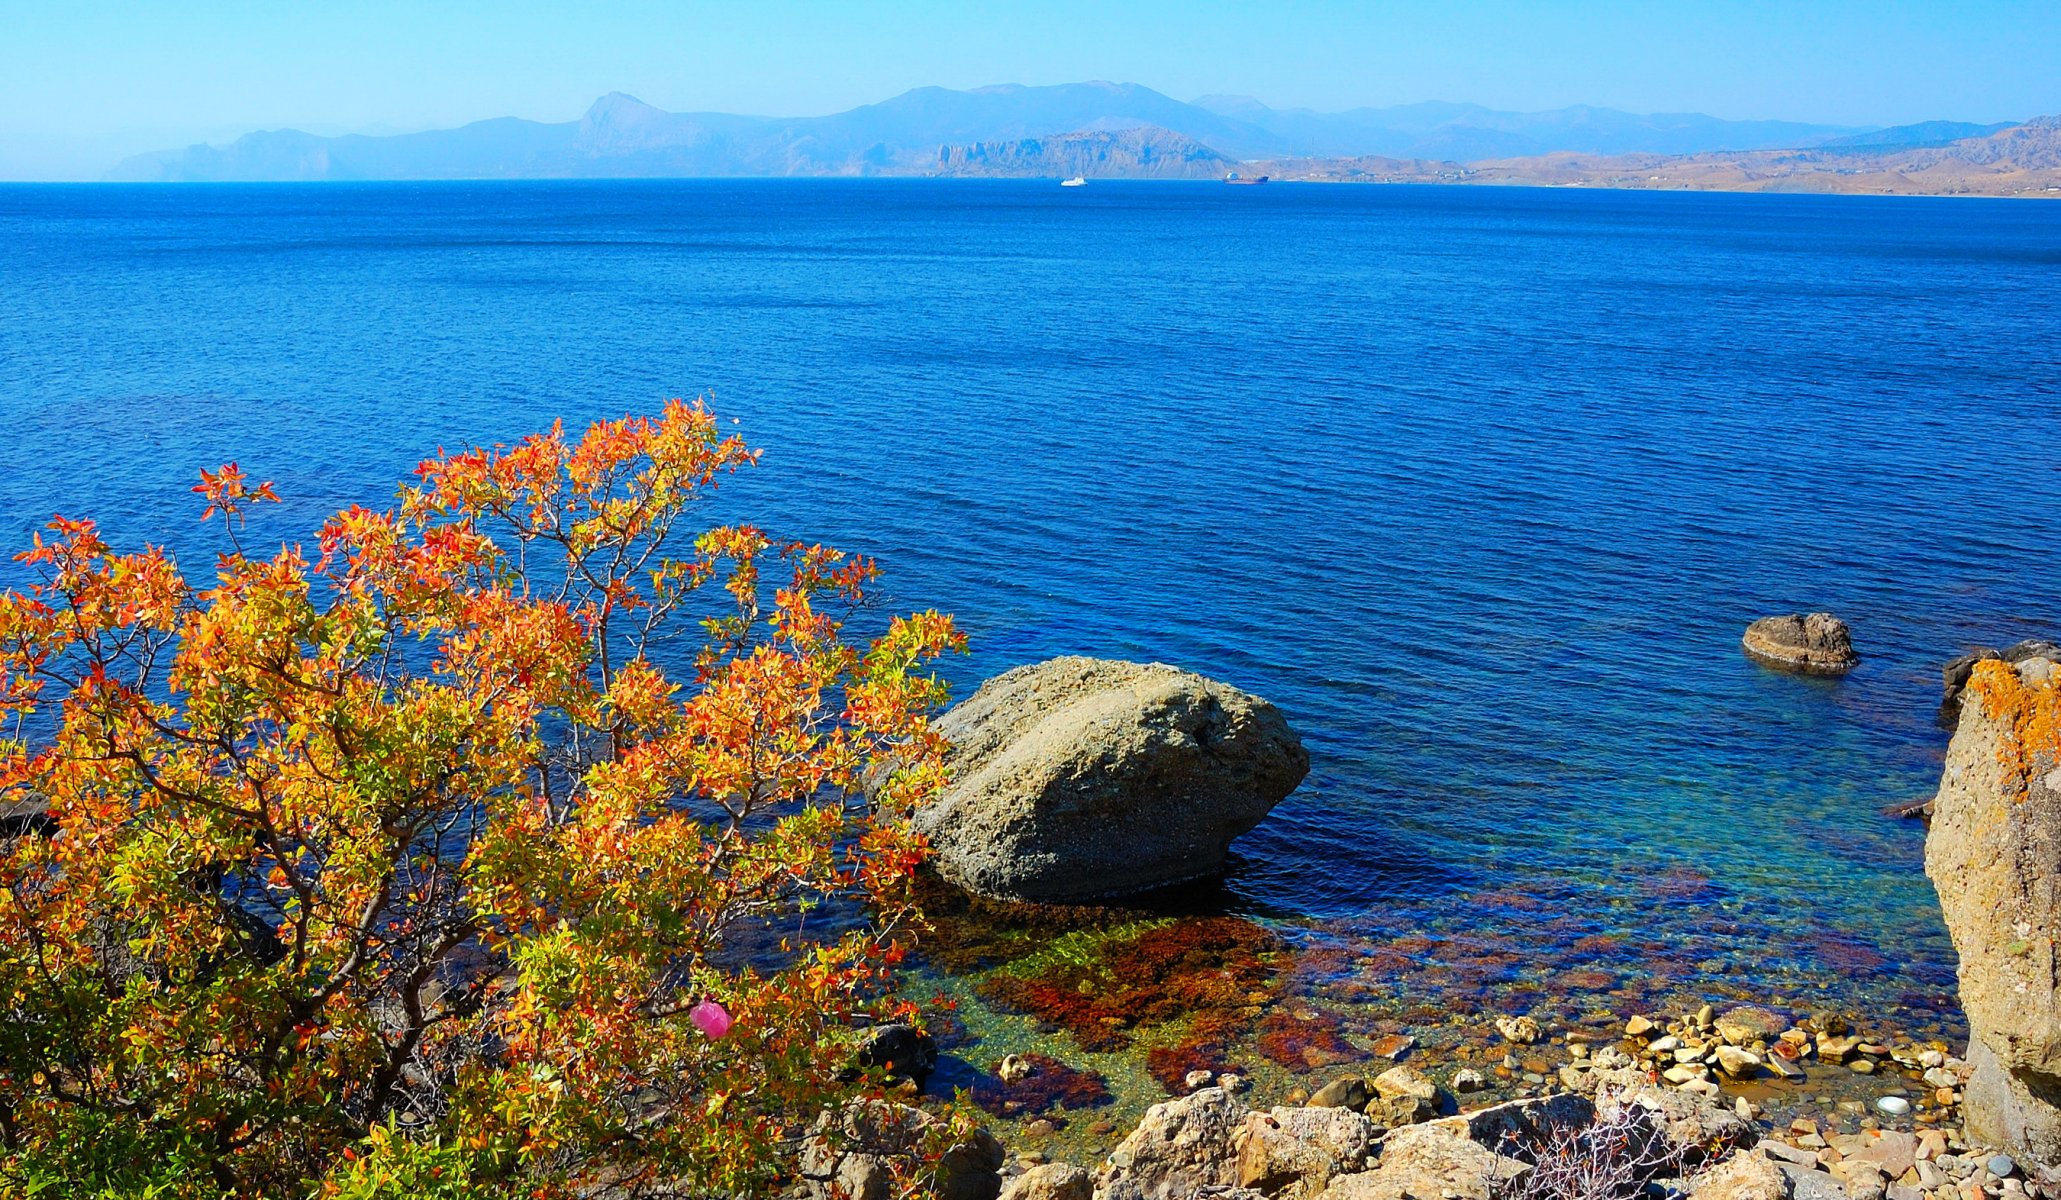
[1688,1149,1788,1200]
[1315,1122,1528,1200]
[1098,1086,1247,1200]
[916,657,1308,903]
[999,1162,1092,1200]
[1924,656,2061,1160]
[1741,613,1858,674]
[1234,1106,1376,1197]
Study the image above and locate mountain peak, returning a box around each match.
[584,93,666,125]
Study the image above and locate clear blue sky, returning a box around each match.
[3,0,2057,177]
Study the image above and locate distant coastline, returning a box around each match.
[88,82,2060,198]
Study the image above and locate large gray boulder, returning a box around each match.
[1742,613,1858,675]
[1924,654,2061,1160]
[917,657,1308,903]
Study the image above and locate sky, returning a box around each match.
[3,0,2058,179]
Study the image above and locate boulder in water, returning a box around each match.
[1742,612,1858,674]
[914,657,1307,903]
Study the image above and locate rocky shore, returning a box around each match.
[810,1001,2050,1200]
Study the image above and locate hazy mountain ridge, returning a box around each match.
[108,82,1902,182]
[1250,116,2061,196]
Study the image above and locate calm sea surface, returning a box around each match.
[4,180,2060,1100]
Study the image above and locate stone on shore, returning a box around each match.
[914,657,1308,902]
[998,1162,1093,1200]
[1923,653,2061,1161]
[1743,613,1858,675]
[1690,1149,1790,1200]
[1234,1106,1376,1196]
[1314,1121,1530,1200]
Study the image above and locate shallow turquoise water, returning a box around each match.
[4,180,2059,1045]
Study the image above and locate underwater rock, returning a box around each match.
[1924,653,2061,1161]
[1742,613,1858,675]
[851,1022,939,1084]
[1495,1015,1541,1044]
[915,656,1308,902]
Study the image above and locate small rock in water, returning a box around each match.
[1876,1096,1913,1116]
[1370,1033,1415,1059]
[1183,1069,1215,1091]
[998,1054,1035,1083]
[1988,1156,2016,1179]
[1452,1068,1486,1093]
[1308,1076,1368,1111]
[1497,1015,1542,1045]
[1627,1015,1657,1037]
[1715,1046,1762,1078]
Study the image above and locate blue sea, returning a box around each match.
[5,180,2059,1083]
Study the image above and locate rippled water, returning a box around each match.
[5,180,2060,1109]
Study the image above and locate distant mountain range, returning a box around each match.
[110,81,1922,183]
[1248,117,2061,197]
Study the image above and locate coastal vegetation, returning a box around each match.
[0,402,969,1197]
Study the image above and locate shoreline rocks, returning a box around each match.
[1743,612,1860,675]
[914,657,1309,903]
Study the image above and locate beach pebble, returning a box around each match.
[1497,1015,1541,1045]
[1217,1073,1247,1093]
[1452,1068,1486,1093]
[1877,1096,1913,1116]
[1183,1069,1215,1091]
[1627,1015,1657,1037]
[1987,1156,2016,1179]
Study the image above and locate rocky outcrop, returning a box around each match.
[916,657,1308,903]
[1741,613,1858,675]
[1939,640,2060,726]
[1925,654,2061,1161]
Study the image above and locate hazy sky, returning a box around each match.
[4,0,2057,178]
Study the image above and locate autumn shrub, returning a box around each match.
[0,401,968,1198]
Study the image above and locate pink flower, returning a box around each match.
[689,999,733,1039]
